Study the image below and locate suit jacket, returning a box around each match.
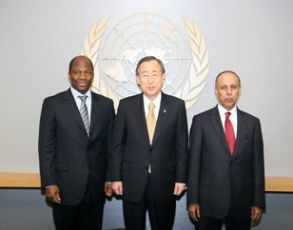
[38,89,115,205]
[108,93,188,203]
[187,106,265,219]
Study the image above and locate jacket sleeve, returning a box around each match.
[107,100,127,182]
[175,101,188,183]
[252,119,266,209]
[187,115,202,205]
[38,98,57,187]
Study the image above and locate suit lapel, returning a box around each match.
[63,89,86,134]
[232,108,245,159]
[152,93,168,146]
[210,107,230,155]
[135,94,150,145]
[89,92,100,136]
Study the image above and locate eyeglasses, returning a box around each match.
[139,74,163,81]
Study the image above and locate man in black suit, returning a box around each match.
[38,55,115,230]
[187,71,265,230]
[108,56,188,230]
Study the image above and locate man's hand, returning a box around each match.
[104,182,113,197]
[111,181,123,196]
[173,182,187,196]
[45,185,61,204]
[188,203,200,222]
[251,206,263,225]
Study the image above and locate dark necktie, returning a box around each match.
[225,112,235,155]
[78,95,90,136]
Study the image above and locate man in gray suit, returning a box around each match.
[109,56,188,230]
[38,55,115,230]
[187,71,265,230]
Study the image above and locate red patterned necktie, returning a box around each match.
[225,112,235,155]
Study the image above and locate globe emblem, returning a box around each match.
[83,13,209,109]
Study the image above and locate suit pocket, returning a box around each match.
[238,134,250,145]
[122,161,132,172]
[167,162,176,172]
[56,164,69,172]
[200,177,211,187]
[243,178,253,188]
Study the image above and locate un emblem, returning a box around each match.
[82,12,209,109]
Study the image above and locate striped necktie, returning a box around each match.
[78,95,90,136]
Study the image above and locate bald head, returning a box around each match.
[215,70,241,88]
[68,55,94,94]
[68,55,94,74]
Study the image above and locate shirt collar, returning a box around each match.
[70,87,91,99]
[143,92,162,108]
[218,104,237,116]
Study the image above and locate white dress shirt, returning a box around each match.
[217,104,237,138]
[143,93,161,119]
[70,87,92,122]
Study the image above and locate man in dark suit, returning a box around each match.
[38,55,115,230]
[108,56,188,230]
[187,71,265,230]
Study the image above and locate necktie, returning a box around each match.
[225,112,235,155]
[78,95,90,136]
[146,102,156,144]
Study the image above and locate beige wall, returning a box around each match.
[0,0,293,178]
